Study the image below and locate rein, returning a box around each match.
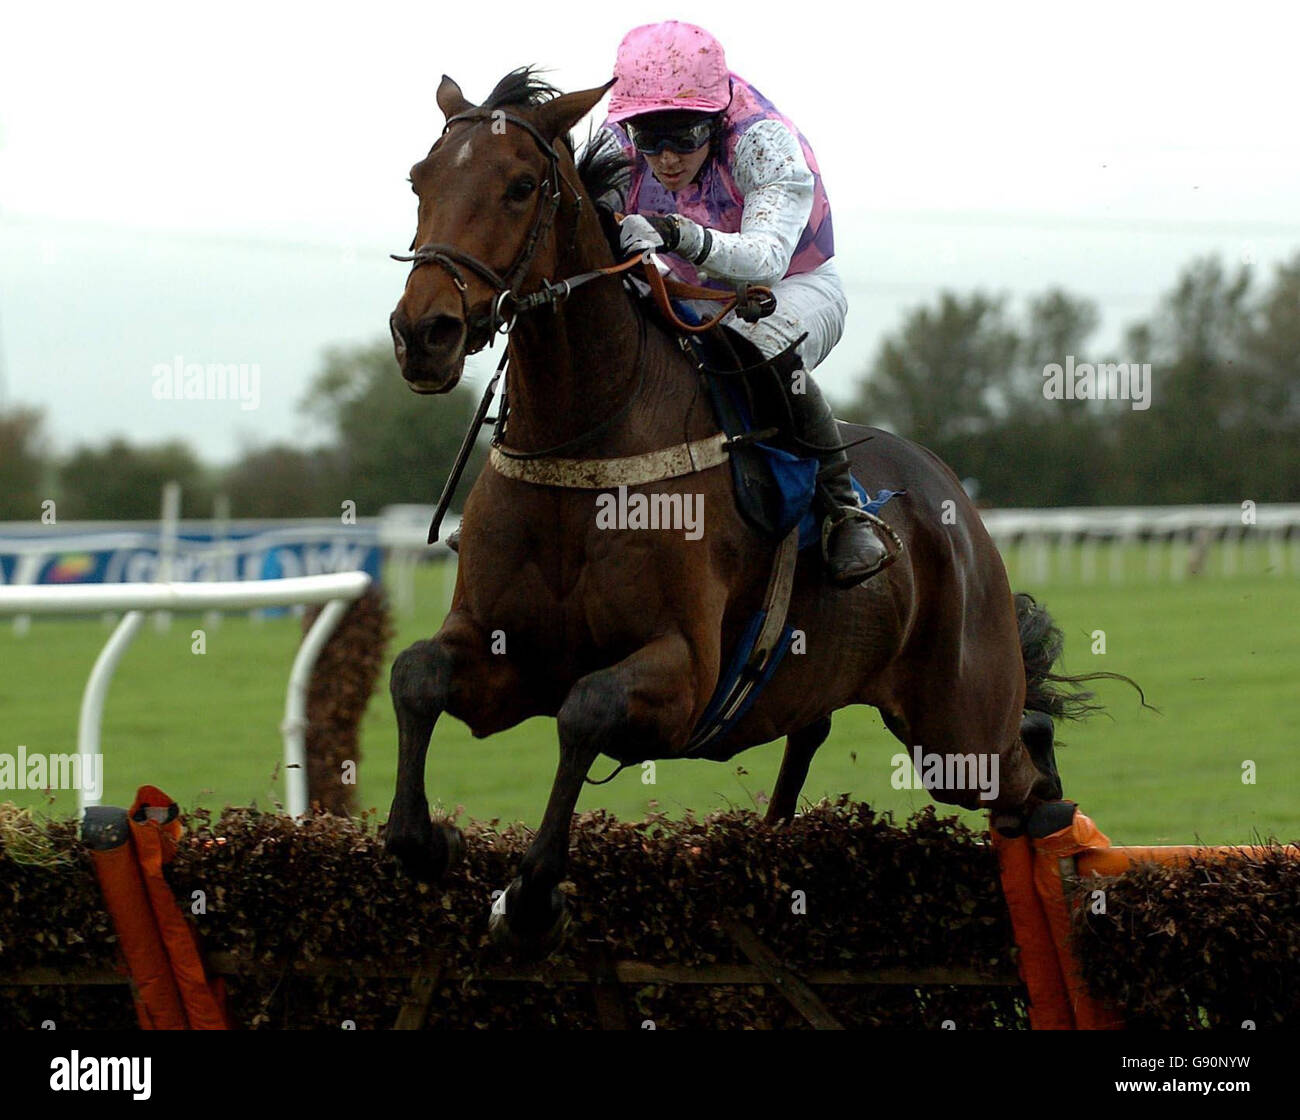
[391,108,775,345]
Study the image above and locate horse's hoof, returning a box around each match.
[1026,799,1077,839]
[385,817,461,883]
[990,809,1027,838]
[488,877,570,954]
[438,822,464,869]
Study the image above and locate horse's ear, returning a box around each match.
[437,75,474,121]
[533,78,616,142]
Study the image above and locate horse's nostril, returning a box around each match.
[419,315,464,354]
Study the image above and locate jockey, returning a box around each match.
[596,20,890,588]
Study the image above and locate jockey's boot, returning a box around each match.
[780,356,894,588]
[445,525,461,554]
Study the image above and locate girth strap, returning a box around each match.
[489,433,730,489]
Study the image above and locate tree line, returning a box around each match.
[0,251,1295,522]
[0,343,487,522]
[842,253,1299,506]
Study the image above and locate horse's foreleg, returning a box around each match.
[491,632,699,947]
[386,618,527,882]
[765,716,832,824]
[384,636,451,881]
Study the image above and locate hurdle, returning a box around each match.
[992,801,1300,1029]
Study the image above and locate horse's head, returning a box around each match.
[390,70,613,393]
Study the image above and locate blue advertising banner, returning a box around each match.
[0,522,383,588]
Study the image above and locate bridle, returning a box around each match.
[390,107,586,349]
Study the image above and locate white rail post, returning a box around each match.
[281,597,353,818]
[76,610,146,816]
[155,482,181,633]
[206,493,231,629]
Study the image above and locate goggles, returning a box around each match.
[626,117,716,156]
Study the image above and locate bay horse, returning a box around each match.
[385,69,1120,947]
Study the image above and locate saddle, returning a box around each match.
[648,296,896,552]
[678,318,814,539]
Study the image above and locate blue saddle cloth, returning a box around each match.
[761,443,901,550]
[670,298,900,550]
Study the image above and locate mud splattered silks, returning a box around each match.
[602,74,834,290]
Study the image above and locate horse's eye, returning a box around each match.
[506,176,536,202]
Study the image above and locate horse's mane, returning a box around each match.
[483,67,631,255]
[483,67,561,112]
[576,129,630,253]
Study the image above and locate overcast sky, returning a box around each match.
[2,0,1297,467]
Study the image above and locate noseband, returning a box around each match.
[391,108,583,350]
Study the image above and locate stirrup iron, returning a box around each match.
[820,506,903,578]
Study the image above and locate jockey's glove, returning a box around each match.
[618,213,712,265]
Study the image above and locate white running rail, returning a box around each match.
[0,572,373,817]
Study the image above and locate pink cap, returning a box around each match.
[606,21,731,123]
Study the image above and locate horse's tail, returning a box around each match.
[1015,592,1149,721]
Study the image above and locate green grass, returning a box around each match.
[2,548,1297,846]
